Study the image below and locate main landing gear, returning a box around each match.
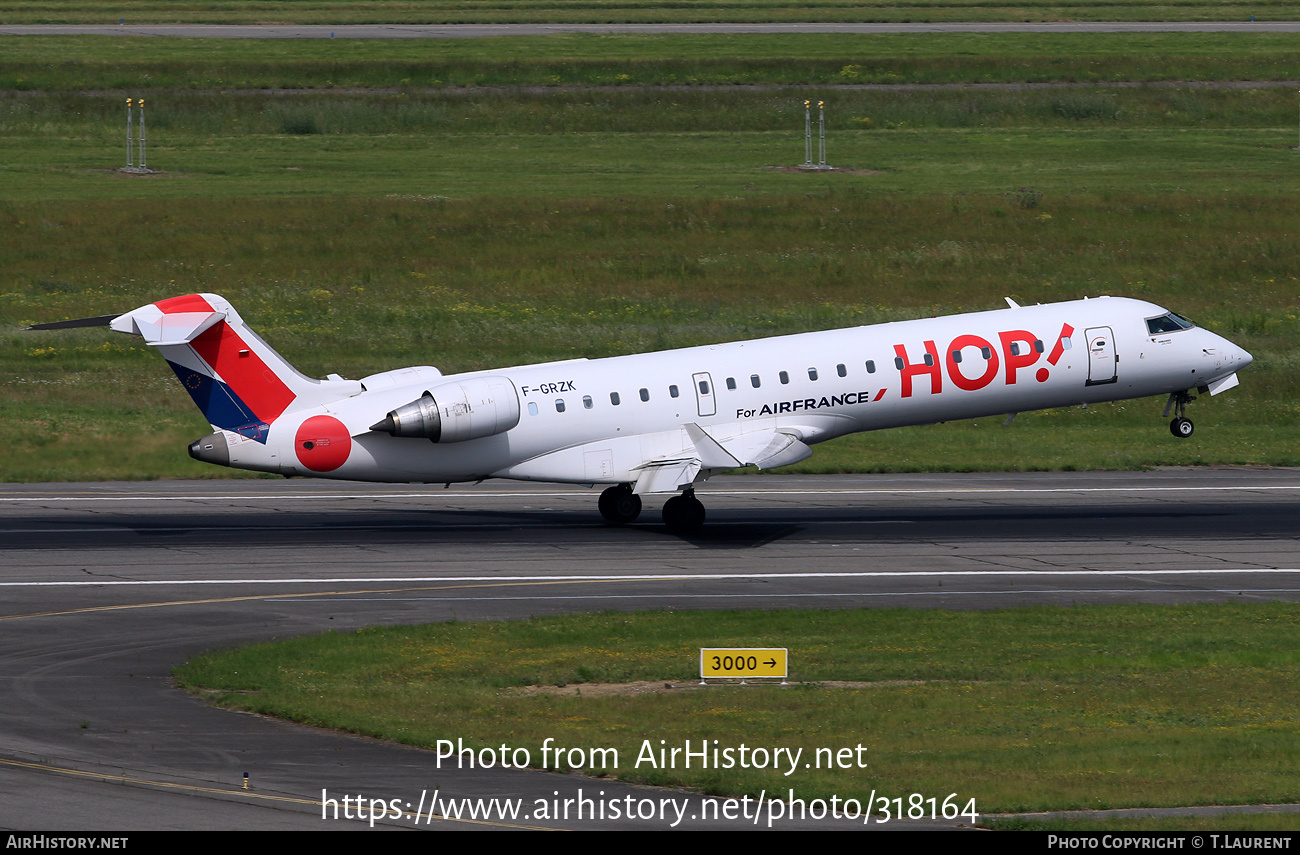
[662,489,706,534]
[1164,390,1196,439]
[597,483,706,534]
[598,483,642,524]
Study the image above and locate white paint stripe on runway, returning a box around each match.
[3,569,1298,587]
[3,485,1299,502]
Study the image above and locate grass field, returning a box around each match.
[5,0,1300,23]
[173,603,1300,819]
[2,33,1298,480]
[5,33,1300,88]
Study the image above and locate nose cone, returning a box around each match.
[1205,328,1252,373]
[1219,333,1253,372]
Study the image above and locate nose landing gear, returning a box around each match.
[1164,390,1196,438]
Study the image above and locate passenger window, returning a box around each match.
[808,367,819,381]
[639,388,650,402]
[951,350,962,364]
[836,364,846,377]
[726,377,737,390]
[981,347,992,359]
[866,360,876,374]
[583,395,593,409]
[669,385,679,398]
[698,380,710,395]
[779,371,790,385]
[1010,342,1021,356]
[751,374,761,388]
[893,357,904,370]
[528,402,538,416]
[610,392,620,406]
[555,399,565,413]
[923,353,935,367]
[1034,340,1045,353]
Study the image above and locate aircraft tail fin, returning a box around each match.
[108,294,361,442]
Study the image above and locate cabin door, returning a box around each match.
[1085,326,1118,386]
[692,372,716,417]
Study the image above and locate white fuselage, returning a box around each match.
[218,296,1250,486]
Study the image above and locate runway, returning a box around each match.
[2,470,1298,830]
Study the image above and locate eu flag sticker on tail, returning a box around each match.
[167,360,263,440]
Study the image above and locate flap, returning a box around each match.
[686,423,812,470]
[633,458,702,495]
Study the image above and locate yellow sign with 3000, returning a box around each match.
[700,648,787,680]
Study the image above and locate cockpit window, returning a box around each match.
[1146,312,1195,335]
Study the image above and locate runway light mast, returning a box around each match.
[799,100,831,170]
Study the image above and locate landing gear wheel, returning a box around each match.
[598,484,642,524]
[662,492,706,534]
[1164,390,1197,439]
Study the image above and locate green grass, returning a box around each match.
[174,603,1300,814]
[5,33,1300,89]
[5,189,1298,480]
[2,34,1298,480]
[4,0,1300,23]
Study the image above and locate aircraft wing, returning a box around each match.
[631,422,812,494]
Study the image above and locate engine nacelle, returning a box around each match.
[370,375,520,443]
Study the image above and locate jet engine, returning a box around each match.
[369,376,520,443]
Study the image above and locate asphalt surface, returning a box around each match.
[2,470,1298,830]
[4,22,1300,37]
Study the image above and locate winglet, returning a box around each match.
[1005,297,1021,309]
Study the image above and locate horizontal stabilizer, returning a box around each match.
[110,307,227,346]
[25,314,118,331]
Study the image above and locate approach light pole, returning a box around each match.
[803,100,813,167]
[138,98,147,170]
[122,96,151,173]
[818,100,827,168]
[800,100,831,170]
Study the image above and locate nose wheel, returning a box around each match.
[662,490,706,534]
[1164,390,1197,439]
[598,483,642,524]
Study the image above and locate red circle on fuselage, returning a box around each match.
[294,415,352,472]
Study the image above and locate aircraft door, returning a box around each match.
[692,372,716,417]
[1085,326,1117,386]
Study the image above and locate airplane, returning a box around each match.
[28,293,1252,532]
